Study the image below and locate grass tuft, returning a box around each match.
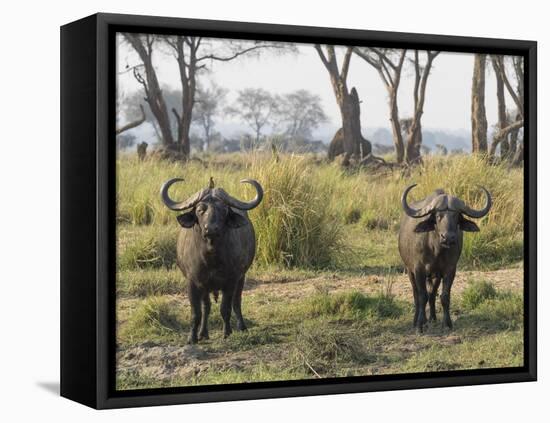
[120,296,186,344]
[461,279,498,310]
[300,290,404,320]
[249,154,346,268]
[291,320,370,376]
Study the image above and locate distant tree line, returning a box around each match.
[117,35,525,167]
[118,84,328,154]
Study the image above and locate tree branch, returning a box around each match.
[353,48,381,69]
[315,44,330,70]
[494,56,523,117]
[196,43,284,63]
[116,104,146,135]
[493,119,524,143]
[340,47,353,81]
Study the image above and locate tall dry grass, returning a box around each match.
[116,152,523,270]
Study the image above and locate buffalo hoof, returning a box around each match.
[236,322,247,332]
[187,335,198,344]
[442,320,453,331]
[198,332,209,340]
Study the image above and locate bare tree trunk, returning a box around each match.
[509,111,521,155]
[354,48,406,163]
[389,95,405,163]
[405,51,439,164]
[316,45,363,164]
[489,56,509,159]
[493,55,525,165]
[511,142,524,167]
[471,54,488,153]
[124,34,175,147]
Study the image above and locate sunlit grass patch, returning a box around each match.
[119,296,187,345]
[117,268,186,297]
[299,290,405,321]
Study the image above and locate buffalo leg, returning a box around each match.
[414,268,428,333]
[220,289,234,338]
[407,270,419,327]
[233,277,247,331]
[428,276,441,322]
[440,269,456,330]
[187,283,202,344]
[198,292,211,340]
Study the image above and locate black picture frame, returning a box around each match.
[60,12,537,409]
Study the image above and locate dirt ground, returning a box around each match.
[116,266,523,388]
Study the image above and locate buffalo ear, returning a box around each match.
[459,215,480,232]
[414,216,436,233]
[227,208,248,228]
[176,211,197,228]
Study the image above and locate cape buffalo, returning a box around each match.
[398,184,492,332]
[161,177,263,344]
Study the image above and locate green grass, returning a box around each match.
[118,225,178,271]
[290,319,373,376]
[298,291,405,320]
[117,269,186,297]
[462,279,498,310]
[118,296,188,345]
[115,151,524,390]
[116,272,523,388]
[117,152,523,271]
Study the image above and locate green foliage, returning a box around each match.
[461,279,498,310]
[300,290,404,320]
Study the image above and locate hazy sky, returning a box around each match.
[116,34,519,135]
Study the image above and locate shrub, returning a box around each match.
[249,154,346,268]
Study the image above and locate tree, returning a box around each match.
[121,87,181,141]
[192,82,228,151]
[227,88,279,145]
[488,55,509,159]
[278,89,328,143]
[404,50,440,164]
[491,55,524,165]
[315,45,363,164]
[123,34,290,158]
[123,34,176,146]
[354,48,407,162]
[471,54,488,153]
